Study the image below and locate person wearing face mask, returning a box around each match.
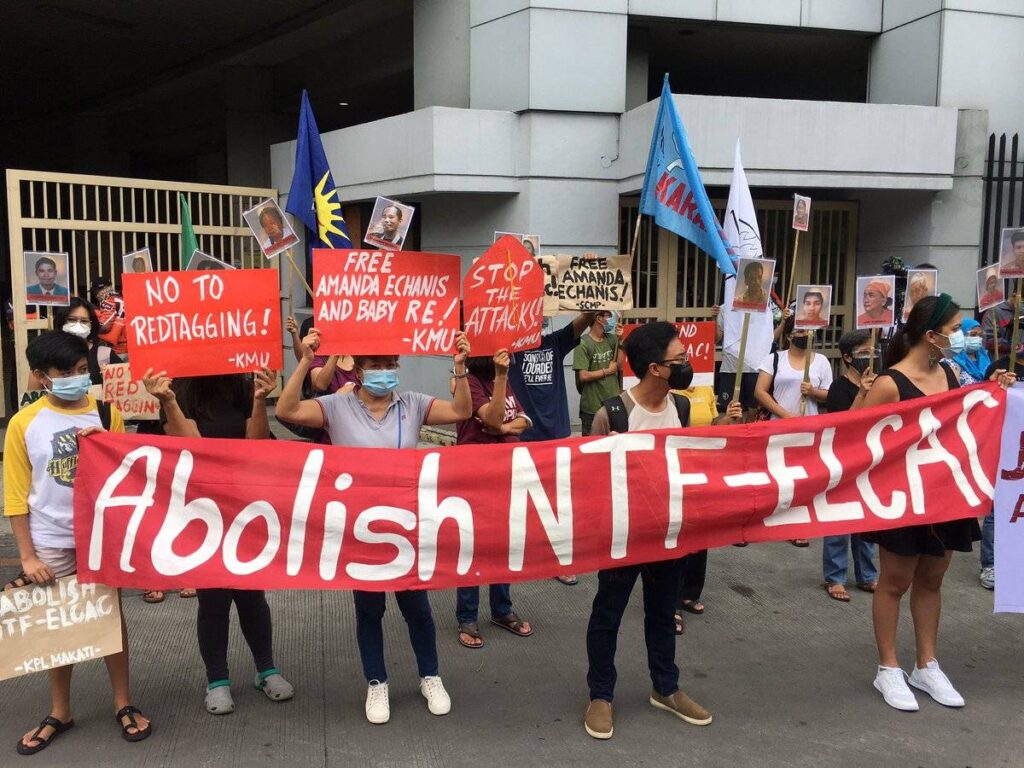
[573,310,623,437]
[859,295,1015,712]
[54,298,120,385]
[581,322,740,741]
[945,317,990,387]
[275,329,473,725]
[3,331,153,754]
[821,331,879,602]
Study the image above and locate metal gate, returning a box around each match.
[619,197,858,359]
[981,132,1024,266]
[5,169,280,416]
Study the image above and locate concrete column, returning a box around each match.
[414,0,471,109]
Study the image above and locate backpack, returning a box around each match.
[602,392,690,434]
[755,352,780,422]
[575,334,620,394]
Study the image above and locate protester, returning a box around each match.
[860,294,1014,711]
[4,331,151,753]
[946,317,990,387]
[573,311,622,436]
[713,298,790,422]
[54,298,120,383]
[143,368,294,716]
[582,321,741,740]
[89,277,128,358]
[276,329,474,724]
[509,312,595,585]
[821,331,878,601]
[754,317,832,420]
[980,298,1014,357]
[453,350,533,649]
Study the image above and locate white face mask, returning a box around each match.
[62,321,91,339]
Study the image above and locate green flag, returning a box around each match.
[179,192,198,267]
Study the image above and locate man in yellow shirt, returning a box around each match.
[3,331,152,755]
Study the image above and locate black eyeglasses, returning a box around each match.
[658,354,689,366]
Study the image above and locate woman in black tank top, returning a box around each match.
[859,295,1015,712]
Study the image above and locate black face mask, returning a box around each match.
[847,356,871,374]
[790,336,808,350]
[667,361,694,390]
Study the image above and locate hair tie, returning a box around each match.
[926,293,953,331]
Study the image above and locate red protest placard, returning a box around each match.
[463,235,544,355]
[102,363,160,420]
[124,269,283,378]
[313,249,461,355]
[621,321,715,386]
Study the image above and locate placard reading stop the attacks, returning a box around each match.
[312,249,461,355]
[123,269,283,378]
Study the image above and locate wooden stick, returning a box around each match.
[627,211,643,261]
[991,303,1000,358]
[285,249,314,300]
[1011,279,1022,375]
[799,332,814,416]
[868,328,878,375]
[785,230,801,310]
[732,312,751,402]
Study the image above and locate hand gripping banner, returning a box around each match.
[74,384,1005,592]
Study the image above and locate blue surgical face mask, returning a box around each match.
[362,368,399,397]
[602,316,616,334]
[964,335,983,353]
[937,330,965,357]
[46,373,92,402]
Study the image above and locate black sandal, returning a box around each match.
[16,715,74,755]
[457,622,484,649]
[490,612,533,637]
[115,705,152,743]
[3,572,32,592]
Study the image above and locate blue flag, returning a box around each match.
[286,90,352,248]
[639,75,735,276]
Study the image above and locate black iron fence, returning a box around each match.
[982,132,1024,265]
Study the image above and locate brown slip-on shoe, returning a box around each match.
[584,699,613,739]
[649,689,713,726]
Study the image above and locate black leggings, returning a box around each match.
[197,589,275,684]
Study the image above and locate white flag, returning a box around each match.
[721,140,774,372]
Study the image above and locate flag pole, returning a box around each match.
[868,327,878,375]
[284,248,314,300]
[1011,280,1022,375]
[799,331,813,416]
[732,313,751,402]
[785,230,801,310]
[628,211,643,261]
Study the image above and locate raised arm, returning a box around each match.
[476,350,511,432]
[425,332,473,425]
[309,355,340,393]
[275,331,327,428]
[142,368,201,438]
[246,368,274,439]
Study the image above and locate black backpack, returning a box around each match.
[602,392,690,434]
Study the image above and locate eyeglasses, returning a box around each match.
[658,354,689,366]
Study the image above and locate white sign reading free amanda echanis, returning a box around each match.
[0,575,122,680]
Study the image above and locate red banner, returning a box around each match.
[312,249,461,356]
[124,269,283,378]
[463,236,545,355]
[74,384,1005,592]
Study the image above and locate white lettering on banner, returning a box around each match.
[346,506,416,581]
[152,451,223,576]
[508,446,574,571]
[905,407,981,516]
[223,501,280,575]
[812,428,864,522]
[416,453,474,581]
[763,433,816,527]
[318,474,353,581]
[957,389,1000,498]
[664,437,722,548]
[88,445,162,572]
[287,451,324,576]
[856,416,906,519]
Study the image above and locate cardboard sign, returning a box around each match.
[313,249,461,355]
[538,254,633,314]
[621,321,715,387]
[102,363,160,420]
[792,195,811,232]
[463,236,545,355]
[124,269,283,378]
[856,275,897,329]
[794,284,832,330]
[998,227,1024,279]
[243,199,299,259]
[0,575,122,681]
[24,251,71,307]
[903,268,938,323]
[731,257,776,313]
[977,265,1006,313]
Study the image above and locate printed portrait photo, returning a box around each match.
[494,232,540,257]
[792,195,811,232]
[122,247,153,275]
[902,268,938,322]
[24,251,70,307]
[794,285,832,330]
[244,198,298,258]
[365,196,414,252]
[977,265,1006,312]
[855,275,896,330]
[730,257,776,313]
[185,250,236,271]
[998,227,1024,278]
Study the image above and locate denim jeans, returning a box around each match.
[586,559,684,702]
[353,590,438,682]
[822,535,878,585]
[580,411,595,436]
[455,584,512,625]
[677,550,707,606]
[980,510,995,569]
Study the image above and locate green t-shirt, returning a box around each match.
[573,335,621,415]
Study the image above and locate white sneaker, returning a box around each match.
[365,680,390,724]
[873,666,919,711]
[908,660,965,707]
[980,566,995,590]
[420,675,451,715]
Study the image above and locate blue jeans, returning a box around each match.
[822,535,878,585]
[353,590,438,682]
[455,584,512,625]
[586,559,684,702]
[981,511,995,569]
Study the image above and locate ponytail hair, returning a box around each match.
[883,294,960,368]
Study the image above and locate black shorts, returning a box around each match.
[716,372,759,410]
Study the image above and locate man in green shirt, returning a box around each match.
[573,311,623,435]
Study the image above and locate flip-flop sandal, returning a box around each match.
[790,539,810,547]
[674,612,685,636]
[16,715,74,755]
[856,581,877,593]
[142,590,165,604]
[823,583,851,602]
[3,572,32,592]
[179,589,197,599]
[457,622,484,649]
[491,612,533,637]
[554,575,578,586]
[115,705,152,743]
[679,600,705,615]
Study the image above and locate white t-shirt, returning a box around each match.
[623,389,683,430]
[757,350,833,419]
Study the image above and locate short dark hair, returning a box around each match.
[803,291,824,304]
[838,330,871,357]
[259,206,284,227]
[54,297,101,344]
[743,261,762,280]
[1012,230,1024,245]
[26,331,88,373]
[353,354,399,369]
[624,321,677,380]
[34,256,57,272]
[383,205,403,221]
